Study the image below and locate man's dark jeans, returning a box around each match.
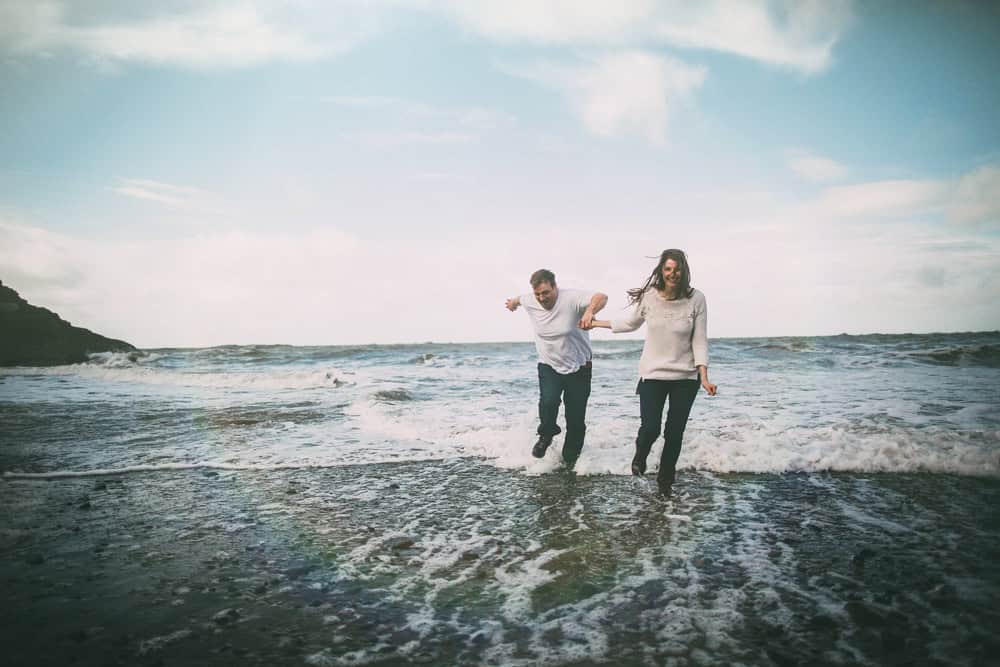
[635,378,699,483]
[537,361,592,465]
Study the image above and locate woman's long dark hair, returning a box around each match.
[626,248,693,305]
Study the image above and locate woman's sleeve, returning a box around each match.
[611,301,645,333]
[692,294,708,367]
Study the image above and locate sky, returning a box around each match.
[1,0,998,347]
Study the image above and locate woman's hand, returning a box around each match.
[697,366,717,396]
[581,319,611,330]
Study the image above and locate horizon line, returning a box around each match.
[132,329,1000,351]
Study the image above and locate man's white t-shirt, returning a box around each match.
[519,288,593,374]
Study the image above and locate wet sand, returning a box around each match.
[3,461,999,666]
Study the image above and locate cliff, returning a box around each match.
[0,280,136,366]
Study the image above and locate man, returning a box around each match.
[506,269,608,466]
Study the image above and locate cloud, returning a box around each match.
[455,108,519,131]
[807,179,952,220]
[110,178,231,216]
[948,164,1000,227]
[4,165,999,349]
[326,95,517,131]
[0,221,89,292]
[430,0,652,45]
[3,220,576,346]
[786,150,849,183]
[1,221,363,345]
[787,163,1000,231]
[346,130,477,147]
[502,51,706,143]
[325,96,514,149]
[433,0,852,73]
[76,6,328,68]
[0,1,373,69]
[325,95,435,113]
[0,1,61,52]
[409,171,468,182]
[648,0,852,74]
[1,1,852,73]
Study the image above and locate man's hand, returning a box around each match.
[505,297,520,312]
[579,292,607,329]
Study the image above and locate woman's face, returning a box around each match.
[661,258,681,290]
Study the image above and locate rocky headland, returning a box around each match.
[0,280,136,366]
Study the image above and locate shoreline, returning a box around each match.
[4,461,998,666]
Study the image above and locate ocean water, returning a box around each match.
[1,332,999,666]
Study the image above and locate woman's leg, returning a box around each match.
[634,379,668,475]
[657,379,700,493]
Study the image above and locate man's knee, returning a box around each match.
[538,394,561,411]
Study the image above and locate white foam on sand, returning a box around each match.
[6,414,998,480]
[493,544,567,619]
[137,628,193,655]
[4,359,998,479]
[682,421,1000,477]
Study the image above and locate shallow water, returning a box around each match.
[2,333,999,665]
[3,334,999,479]
[3,463,998,666]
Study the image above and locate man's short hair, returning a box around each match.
[530,269,556,288]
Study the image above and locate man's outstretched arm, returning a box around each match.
[578,292,607,329]
[505,296,521,312]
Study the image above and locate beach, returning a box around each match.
[2,333,999,665]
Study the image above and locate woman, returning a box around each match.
[590,249,716,496]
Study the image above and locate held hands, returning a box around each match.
[505,297,520,312]
[580,318,610,330]
[580,292,608,329]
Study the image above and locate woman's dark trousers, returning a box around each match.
[537,362,592,465]
[635,378,699,483]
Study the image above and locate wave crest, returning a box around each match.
[86,350,157,367]
[903,344,1000,368]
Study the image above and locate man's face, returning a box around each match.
[533,281,558,310]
